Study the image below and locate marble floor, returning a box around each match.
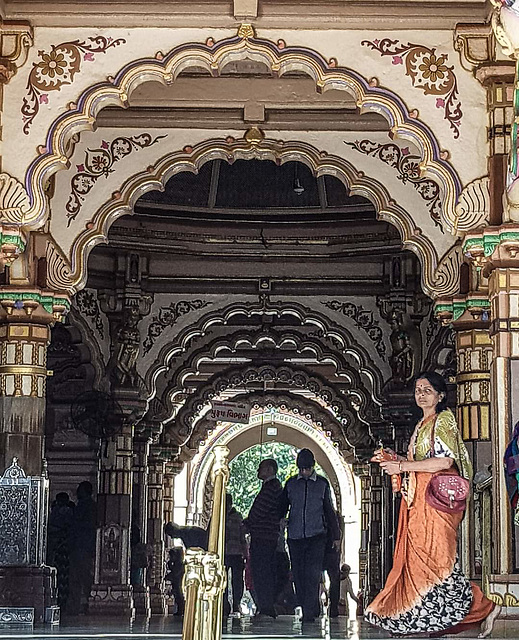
[0,615,515,640]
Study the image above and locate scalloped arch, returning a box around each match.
[165,363,377,453]
[153,325,380,433]
[189,401,359,515]
[49,136,456,299]
[186,390,364,459]
[145,299,385,412]
[26,30,462,239]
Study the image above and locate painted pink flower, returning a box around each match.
[76,164,85,172]
[436,98,445,108]
[39,93,49,104]
[401,147,410,155]
[101,140,109,149]
[392,56,403,65]
[84,52,94,62]
[373,39,380,45]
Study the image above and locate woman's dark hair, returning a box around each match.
[414,370,449,413]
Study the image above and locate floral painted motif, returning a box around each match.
[345,139,443,230]
[143,300,212,355]
[22,36,126,134]
[321,300,386,359]
[361,38,462,139]
[66,133,167,225]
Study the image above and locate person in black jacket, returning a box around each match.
[243,458,283,619]
[279,448,340,623]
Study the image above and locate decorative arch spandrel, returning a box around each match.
[47,131,457,300]
[7,28,470,238]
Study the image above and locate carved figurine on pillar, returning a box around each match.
[109,306,141,389]
[388,310,416,388]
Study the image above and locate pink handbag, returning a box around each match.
[424,419,470,513]
[425,473,470,513]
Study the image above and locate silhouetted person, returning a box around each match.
[67,481,97,615]
[279,449,340,623]
[165,547,185,616]
[130,522,150,587]
[165,522,208,549]
[223,493,247,616]
[47,492,74,607]
[323,510,342,617]
[244,458,282,619]
[339,564,359,618]
[274,520,296,614]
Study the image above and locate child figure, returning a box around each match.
[338,564,359,618]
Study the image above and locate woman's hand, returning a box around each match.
[380,460,402,476]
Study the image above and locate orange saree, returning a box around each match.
[365,411,494,635]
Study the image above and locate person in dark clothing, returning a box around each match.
[323,510,342,618]
[243,458,283,619]
[47,492,75,608]
[165,522,208,550]
[67,481,97,615]
[165,547,185,616]
[223,493,247,616]
[279,448,340,623]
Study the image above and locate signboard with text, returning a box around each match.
[208,400,251,424]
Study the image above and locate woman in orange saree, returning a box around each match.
[366,371,500,638]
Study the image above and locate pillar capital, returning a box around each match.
[454,22,495,73]
[0,287,70,325]
[463,224,519,276]
[434,293,491,328]
[0,20,33,84]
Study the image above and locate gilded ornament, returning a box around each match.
[0,174,30,223]
[244,127,265,145]
[505,592,519,607]
[237,24,255,39]
[362,38,463,138]
[23,30,463,238]
[21,35,127,134]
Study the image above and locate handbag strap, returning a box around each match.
[430,416,435,458]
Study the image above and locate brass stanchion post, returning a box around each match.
[182,445,229,640]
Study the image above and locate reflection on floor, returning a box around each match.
[0,615,513,639]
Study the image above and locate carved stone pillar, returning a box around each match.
[90,409,135,616]
[463,226,519,606]
[147,449,167,616]
[354,463,383,604]
[163,465,176,528]
[0,291,68,623]
[450,311,493,578]
[131,433,151,616]
[487,264,519,576]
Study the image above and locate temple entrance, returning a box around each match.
[42,146,454,619]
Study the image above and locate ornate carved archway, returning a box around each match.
[47,135,460,300]
[163,363,377,459]
[23,26,463,242]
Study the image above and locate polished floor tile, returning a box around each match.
[0,615,514,639]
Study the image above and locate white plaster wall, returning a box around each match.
[259,28,488,185]
[3,27,486,191]
[50,126,454,271]
[3,27,235,181]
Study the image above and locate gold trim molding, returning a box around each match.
[22,26,463,237]
[0,20,33,84]
[57,132,459,300]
